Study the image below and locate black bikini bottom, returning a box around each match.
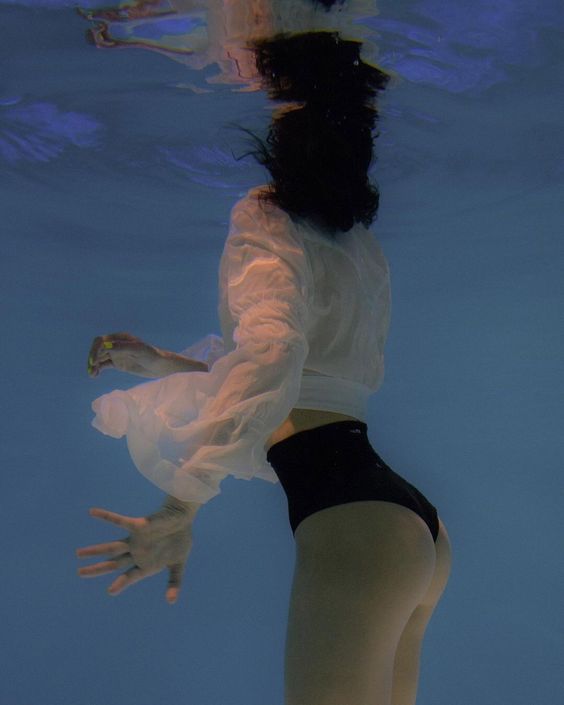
[266,420,439,543]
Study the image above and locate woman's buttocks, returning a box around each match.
[265,418,441,544]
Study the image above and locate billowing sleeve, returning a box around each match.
[90,198,312,505]
[177,332,226,370]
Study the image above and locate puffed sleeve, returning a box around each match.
[178,332,226,370]
[90,197,312,504]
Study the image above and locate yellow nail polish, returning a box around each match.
[103,342,113,349]
[88,356,94,365]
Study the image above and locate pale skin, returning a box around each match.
[76,501,196,604]
[78,332,357,602]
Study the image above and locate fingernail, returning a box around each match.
[103,342,113,349]
[88,355,94,365]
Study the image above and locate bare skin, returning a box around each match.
[86,332,208,379]
[265,408,360,452]
[76,499,197,603]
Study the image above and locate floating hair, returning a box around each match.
[235,32,391,235]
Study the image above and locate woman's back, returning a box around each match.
[219,185,392,397]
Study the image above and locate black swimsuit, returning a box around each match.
[266,420,439,543]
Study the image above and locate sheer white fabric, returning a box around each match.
[91,190,312,503]
[91,185,391,504]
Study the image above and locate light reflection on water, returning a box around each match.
[1,0,563,235]
[1,0,562,179]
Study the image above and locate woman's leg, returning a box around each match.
[391,518,452,705]
[283,501,438,705]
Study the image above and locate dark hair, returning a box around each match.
[234,31,391,236]
[310,0,347,9]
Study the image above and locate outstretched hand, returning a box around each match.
[76,506,194,604]
[87,332,162,378]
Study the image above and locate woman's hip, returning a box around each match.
[266,419,440,543]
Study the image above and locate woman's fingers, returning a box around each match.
[166,563,184,604]
[88,337,112,375]
[88,334,151,376]
[88,358,114,377]
[166,586,180,604]
[78,554,134,578]
[88,335,112,366]
[88,335,104,368]
[88,507,147,531]
[89,332,137,362]
[88,332,134,374]
[107,565,146,596]
[76,539,129,558]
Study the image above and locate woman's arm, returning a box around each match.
[87,332,209,379]
[150,348,208,377]
[88,199,311,507]
[156,494,203,524]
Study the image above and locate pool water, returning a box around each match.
[2,2,563,705]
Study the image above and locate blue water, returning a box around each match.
[2,2,563,704]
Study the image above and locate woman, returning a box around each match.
[77,28,452,705]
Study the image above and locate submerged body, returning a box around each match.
[80,16,453,705]
[267,418,451,705]
[286,497,451,705]
[86,182,451,705]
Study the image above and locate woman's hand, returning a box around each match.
[87,332,162,378]
[76,505,195,604]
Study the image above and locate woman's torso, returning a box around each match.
[221,188,391,455]
[262,214,387,451]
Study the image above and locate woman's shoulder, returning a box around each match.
[236,185,372,249]
[232,185,283,221]
[229,185,302,249]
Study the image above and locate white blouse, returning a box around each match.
[90,185,391,504]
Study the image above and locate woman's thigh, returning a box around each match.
[284,501,438,705]
[391,517,452,705]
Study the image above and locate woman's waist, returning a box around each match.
[295,371,372,419]
[264,372,372,452]
[265,409,361,453]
